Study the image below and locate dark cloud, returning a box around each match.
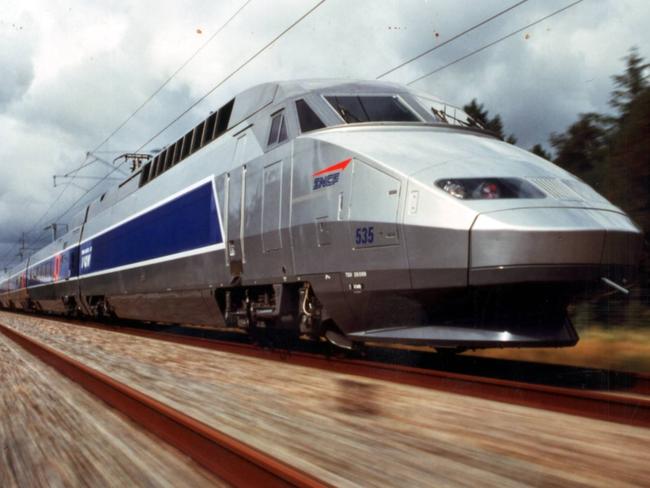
[0,0,649,270]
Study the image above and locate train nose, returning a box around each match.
[469,207,643,286]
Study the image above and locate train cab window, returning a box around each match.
[296,99,325,133]
[325,95,419,123]
[267,110,288,146]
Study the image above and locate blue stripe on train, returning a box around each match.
[79,181,222,276]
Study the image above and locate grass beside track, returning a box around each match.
[471,326,650,373]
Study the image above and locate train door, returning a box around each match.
[226,133,248,279]
[262,160,282,253]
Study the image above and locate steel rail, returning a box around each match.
[0,322,330,488]
[59,318,650,429]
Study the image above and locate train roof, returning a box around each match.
[251,78,413,98]
[228,78,421,129]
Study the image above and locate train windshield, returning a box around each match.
[325,95,420,123]
[416,95,482,128]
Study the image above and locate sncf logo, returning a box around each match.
[312,158,351,190]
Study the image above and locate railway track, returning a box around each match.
[6,311,649,429]
[0,322,329,488]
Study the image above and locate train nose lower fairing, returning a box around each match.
[348,205,641,348]
[469,206,641,287]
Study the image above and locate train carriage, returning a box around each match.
[0,79,642,350]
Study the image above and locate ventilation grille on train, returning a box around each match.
[527,177,583,201]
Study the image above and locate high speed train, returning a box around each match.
[0,79,643,350]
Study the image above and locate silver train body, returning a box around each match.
[0,80,642,349]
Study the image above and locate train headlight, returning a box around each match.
[442,180,467,199]
[436,178,545,200]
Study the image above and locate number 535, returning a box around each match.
[355,226,374,245]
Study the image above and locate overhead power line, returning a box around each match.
[37,0,329,234]
[0,1,255,268]
[48,0,254,214]
[407,0,584,86]
[0,152,95,267]
[376,0,529,80]
[134,0,328,154]
[89,0,254,157]
[53,0,253,200]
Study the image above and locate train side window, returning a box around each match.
[267,110,288,147]
[156,150,167,177]
[166,142,177,169]
[150,156,159,178]
[173,139,183,165]
[215,99,234,138]
[278,115,287,142]
[139,162,151,186]
[268,112,281,145]
[203,112,218,145]
[296,99,325,133]
[192,122,205,152]
[181,132,192,160]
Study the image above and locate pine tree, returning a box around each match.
[529,143,552,160]
[603,48,649,230]
[606,87,650,230]
[463,99,517,144]
[549,112,609,189]
[610,47,649,121]
[546,48,649,195]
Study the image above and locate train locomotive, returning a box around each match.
[0,79,643,350]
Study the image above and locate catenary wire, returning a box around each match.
[89,0,254,157]
[376,0,529,80]
[0,0,254,269]
[36,0,329,234]
[407,0,584,86]
[133,0,327,154]
[48,0,253,199]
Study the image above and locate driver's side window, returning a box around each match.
[267,110,288,147]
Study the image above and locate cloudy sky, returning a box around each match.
[1,0,649,270]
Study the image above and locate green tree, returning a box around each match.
[606,86,650,232]
[549,112,609,189]
[529,143,552,160]
[545,48,649,195]
[463,99,517,143]
[610,47,649,121]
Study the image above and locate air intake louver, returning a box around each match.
[527,177,582,201]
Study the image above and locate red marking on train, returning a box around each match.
[312,158,352,177]
[53,254,62,282]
